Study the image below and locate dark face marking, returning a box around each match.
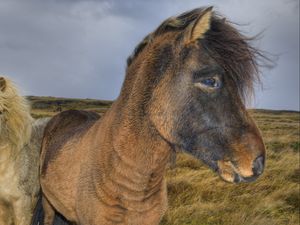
[192,65,224,79]
[144,36,264,182]
[173,49,243,165]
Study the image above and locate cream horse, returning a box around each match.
[0,76,49,225]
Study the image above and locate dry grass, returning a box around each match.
[28,96,112,118]
[29,97,299,225]
[161,110,299,225]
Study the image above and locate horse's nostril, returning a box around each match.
[252,155,265,176]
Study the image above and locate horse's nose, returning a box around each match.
[252,155,265,176]
[236,155,265,183]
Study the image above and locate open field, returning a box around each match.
[28,97,300,225]
[28,96,112,118]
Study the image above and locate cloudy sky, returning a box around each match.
[0,0,299,110]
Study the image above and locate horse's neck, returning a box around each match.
[112,121,171,176]
[92,104,171,206]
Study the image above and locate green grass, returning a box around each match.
[29,97,300,225]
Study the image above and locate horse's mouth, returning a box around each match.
[216,160,260,184]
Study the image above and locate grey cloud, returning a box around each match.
[0,0,298,110]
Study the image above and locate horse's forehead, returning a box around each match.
[152,31,180,47]
[175,44,218,71]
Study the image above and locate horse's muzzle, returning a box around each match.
[217,153,265,184]
[233,155,265,183]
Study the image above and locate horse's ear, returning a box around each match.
[0,77,6,92]
[185,7,213,44]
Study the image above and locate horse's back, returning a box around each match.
[40,110,100,221]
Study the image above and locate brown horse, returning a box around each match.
[40,7,266,225]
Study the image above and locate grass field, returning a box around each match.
[28,96,112,118]
[28,97,300,225]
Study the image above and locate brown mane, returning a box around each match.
[127,7,265,100]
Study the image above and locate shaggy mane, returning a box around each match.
[0,77,32,150]
[127,7,267,99]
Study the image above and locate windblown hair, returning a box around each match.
[0,77,32,150]
[127,7,266,99]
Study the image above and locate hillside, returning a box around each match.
[28,96,300,225]
[27,96,112,118]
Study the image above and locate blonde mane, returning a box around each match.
[0,76,32,150]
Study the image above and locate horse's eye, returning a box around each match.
[200,78,220,88]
